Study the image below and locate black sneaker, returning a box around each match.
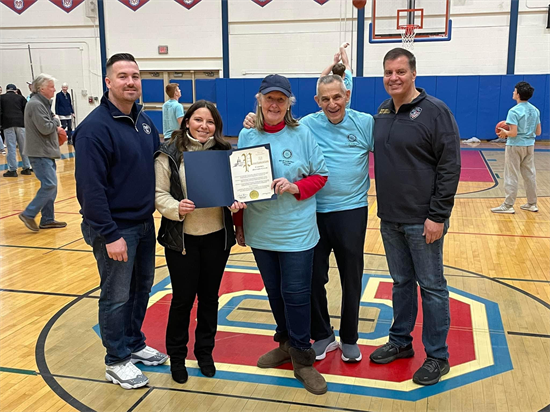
[3,170,17,177]
[369,342,414,364]
[21,168,32,175]
[412,357,450,385]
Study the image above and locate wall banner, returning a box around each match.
[174,0,201,9]
[0,0,37,14]
[251,0,272,7]
[118,0,150,12]
[50,0,85,13]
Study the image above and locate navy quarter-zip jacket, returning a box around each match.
[74,93,160,243]
[373,88,461,224]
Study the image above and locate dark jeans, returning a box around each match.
[252,247,314,350]
[311,207,368,344]
[380,219,450,360]
[82,218,156,365]
[165,229,230,368]
[61,118,73,141]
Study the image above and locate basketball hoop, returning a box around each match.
[400,24,420,50]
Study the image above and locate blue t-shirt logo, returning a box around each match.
[282,149,293,159]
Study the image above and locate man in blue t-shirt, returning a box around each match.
[491,81,541,214]
[321,42,353,108]
[162,83,184,142]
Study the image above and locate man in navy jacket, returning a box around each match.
[368,48,461,386]
[74,53,167,390]
[55,83,75,144]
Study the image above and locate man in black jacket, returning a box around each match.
[0,84,32,177]
[368,48,461,386]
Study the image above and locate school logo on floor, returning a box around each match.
[100,265,513,401]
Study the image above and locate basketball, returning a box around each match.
[353,0,366,9]
[495,120,510,135]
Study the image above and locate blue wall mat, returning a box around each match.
[297,78,319,118]
[195,79,216,103]
[226,79,246,137]
[435,76,458,114]
[144,110,163,134]
[170,80,193,103]
[215,79,228,136]
[541,75,550,140]
[498,75,523,122]
[416,76,437,97]
[142,79,164,103]
[476,76,501,139]
[455,76,479,139]
[353,77,376,115]
[216,75,549,139]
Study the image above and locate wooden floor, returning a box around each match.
[1,142,549,412]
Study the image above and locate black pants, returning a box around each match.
[310,207,368,344]
[61,118,73,141]
[165,229,230,369]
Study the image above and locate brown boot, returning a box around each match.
[289,347,327,395]
[257,339,291,368]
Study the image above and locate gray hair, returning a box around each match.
[62,82,68,87]
[31,73,56,93]
[254,92,299,131]
[316,75,347,96]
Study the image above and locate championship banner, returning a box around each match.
[118,0,150,12]
[0,0,37,14]
[313,0,330,4]
[50,0,85,13]
[174,0,201,9]
[251,0,272,6]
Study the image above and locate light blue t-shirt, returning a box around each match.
[505,102,540,147]
[238,125,328,252]
[162,99,184,140]
[343,69,353,108]
[301,109,374,213]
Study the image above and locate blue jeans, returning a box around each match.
[380,220,450,360]
[82,219,156,365]
[252,247,314,350]
[22,157,57,225]
[4,127,31,171]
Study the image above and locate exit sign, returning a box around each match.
[158,45,168,55]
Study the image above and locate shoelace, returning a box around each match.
[422,358,441,373]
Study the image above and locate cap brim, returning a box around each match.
[260,86,291,97]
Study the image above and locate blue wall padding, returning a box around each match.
[195,79,216,102]
[214,74,549,140]
[170,80,193,103]
[144,110,163,134]
[141,79,164,103]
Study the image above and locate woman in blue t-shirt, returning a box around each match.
[235,74,329,395]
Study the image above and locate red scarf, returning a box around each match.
[264,121,285,133]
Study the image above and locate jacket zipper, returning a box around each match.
[112,106,144,132]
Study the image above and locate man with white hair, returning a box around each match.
[19,74,67,231]
[55,83,75,144]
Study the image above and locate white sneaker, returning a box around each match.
[106,360,148,389]
[131,345,169,366]
[491,204,515,214]
[520,203,538,212]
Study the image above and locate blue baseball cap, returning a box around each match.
[6,84,17,91]
[259,74,292,97]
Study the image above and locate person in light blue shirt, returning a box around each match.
[242,75,374,365]
[236,74,329,396]
[321,42,353,108]
[162,83,184,141]
[491,81,541,214]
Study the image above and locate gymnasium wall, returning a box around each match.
[0,0,548,137]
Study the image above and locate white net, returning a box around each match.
[401,25,418,50]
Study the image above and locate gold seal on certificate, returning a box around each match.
[230,145,275,203]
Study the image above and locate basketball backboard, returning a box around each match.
[369,0,452,43]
